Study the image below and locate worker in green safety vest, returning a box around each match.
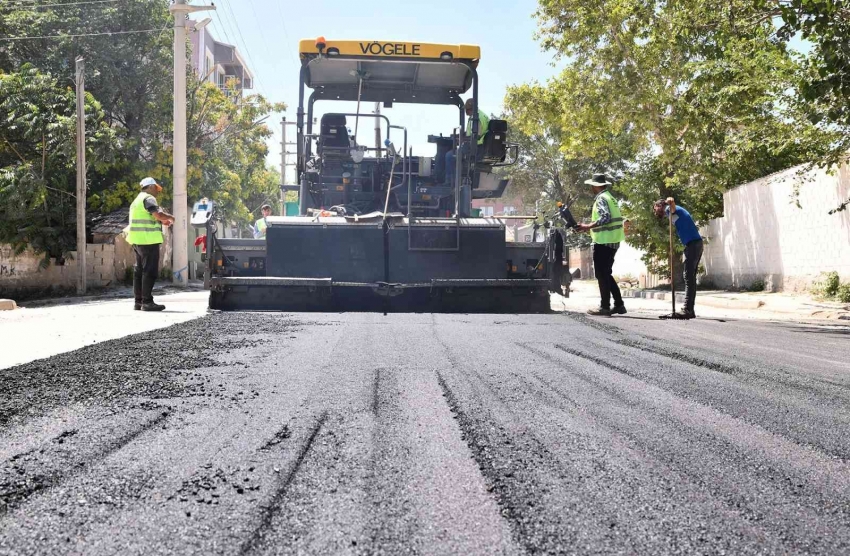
[442,98,490,188]
[575,173,627,316]
[253,204,272,238]
[126,177,175,312]
[464,98,490,146]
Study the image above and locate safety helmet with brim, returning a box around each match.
[140,176,162,193]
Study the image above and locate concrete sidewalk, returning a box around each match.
[0,289,209,370]
[559,280,850,321]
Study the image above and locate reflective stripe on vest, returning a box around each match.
[590,190,625,244]
[127,192,163,245]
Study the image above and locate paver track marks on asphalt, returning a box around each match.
[614,336,850,397]
[238,410,329,556]
[515,341,850,554]
[553,341,850,462]
[435,371,542,555]
[0,410,170,517]
[371,368,381,418]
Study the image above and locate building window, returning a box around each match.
[481,206,494,217]
[503,205,516,215]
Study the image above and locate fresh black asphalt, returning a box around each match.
[1,311,849,555]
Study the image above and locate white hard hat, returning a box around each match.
[140,177,160,189]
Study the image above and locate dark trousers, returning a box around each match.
[593,244,623,309]
[133,244,160,304]
[444,151,456,185]
[684,239,704,312]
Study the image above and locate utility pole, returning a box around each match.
[75,57,86,295]
[170,0,215,285]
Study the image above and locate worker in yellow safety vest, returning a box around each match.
[442,98,490,187]
[575,173,627,316]
[254,204,272,238]
[126,177,175,311]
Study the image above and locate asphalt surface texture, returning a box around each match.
[1,309,849,555]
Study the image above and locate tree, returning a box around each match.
[514,0,836,269]
[95,77,286,229]
[757,0,850,212]
[1,1,286,257]
[0,0,173,163]
[0,65,117,261]
[503,83,635,217]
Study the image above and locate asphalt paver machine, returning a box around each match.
[201,38,571,312]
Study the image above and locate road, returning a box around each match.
[1,309,849,555]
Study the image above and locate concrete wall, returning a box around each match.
[702,162,850,292]
[569,242,659,287]
[613,242,649,281]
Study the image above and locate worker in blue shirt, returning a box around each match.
[654,197,703,319]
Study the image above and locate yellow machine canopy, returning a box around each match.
[299,39,481,105]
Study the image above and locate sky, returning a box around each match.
[199,0,562,183]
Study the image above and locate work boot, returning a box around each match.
[587,306,612,317]
[676,308,696,319]
[611,304,627,315]
[140,302,165,312]
[134,302,141,311]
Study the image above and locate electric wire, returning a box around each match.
[0,0,120,10]
[272,0,298,67]
[215,0,266,97]
[0,26,167,41]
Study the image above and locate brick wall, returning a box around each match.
[702,162,850,291]
[569,247,593,279]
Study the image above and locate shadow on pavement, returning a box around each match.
[783,325,850,336]
[607,314,731,324]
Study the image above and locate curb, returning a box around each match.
[621,289,686,304]
[621,289,764,310]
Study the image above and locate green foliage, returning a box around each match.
[811,270,840,298]
[508,0,838,266]
[563,229,592,250]
[762,0,850,212]
[0,65,117,259]
[502,86,635,220]
[0,0,173,156]
[0,2,286,257]
[809,270,850,302]
[748,279,766,292]
[95,77,285,228]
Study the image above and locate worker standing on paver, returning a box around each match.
[127,177,175,312]
[575,173,627,316]
[442,99,489,186]
[654,197,703,319]
[253,204,272,239]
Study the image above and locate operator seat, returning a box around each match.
[480,119,508,164]
[320,114,350,152]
